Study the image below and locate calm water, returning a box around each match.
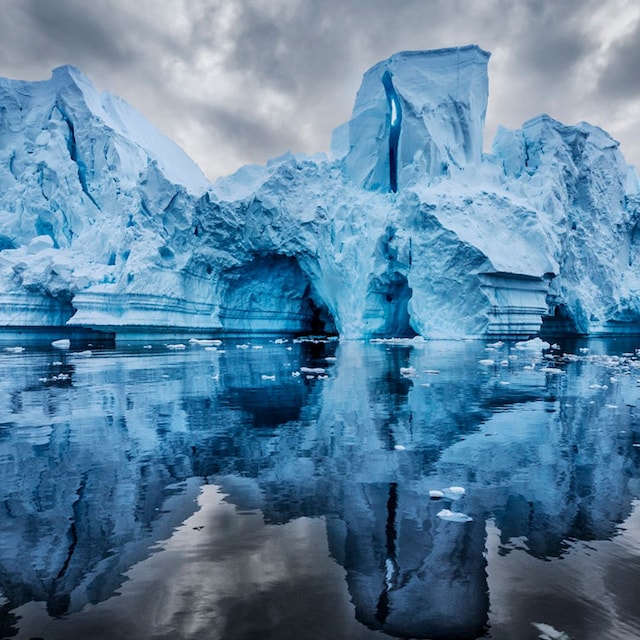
[0,336,639,640]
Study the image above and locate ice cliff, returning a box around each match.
[0,45,639,340]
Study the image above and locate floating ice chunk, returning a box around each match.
[52,361,62,365]
[437,509,473,523]
[325,356,337,362]
[421,382,431,387]
[429,490,444,499]
[499,380,511,385]
[318,374,329,380]
[400,366,417,376]
[189,338,222,347]
[274,338,288,344]
[542,367,564,374]
[52,339,71,349]
[252,345,263,350]
[291,371,301,377]
[306,374,315,380]
[515,338,550,351]
[236,344,249,349]
[532,622,571,640]
[75,350,93,357]
[605,404,618,409]
[204,346,218,351]
[443,486,466,500]
[579,347,590,354]
[478,359,495,366]
[423,369,440,374]
[260,374,276,381]
[300,366,326,374]
[589,383,608,390]
[166,343,186,350]
[394,444,406,451]
[143,345,153,349]
[4,346,24,353]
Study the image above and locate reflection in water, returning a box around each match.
[0,338,639,639]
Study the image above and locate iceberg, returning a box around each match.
[0,46,639,340]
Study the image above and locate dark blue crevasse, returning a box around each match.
[382,71,402,193]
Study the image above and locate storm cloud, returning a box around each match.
[0,0,638,179]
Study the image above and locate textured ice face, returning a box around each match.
[0,50,639,339]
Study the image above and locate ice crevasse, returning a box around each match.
[0,44,639,341]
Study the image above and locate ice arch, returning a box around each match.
[218,254,336,335]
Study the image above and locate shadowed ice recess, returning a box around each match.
[0,337,639,639]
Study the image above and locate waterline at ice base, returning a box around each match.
[0,45,639,342]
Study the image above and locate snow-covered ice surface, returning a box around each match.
[1,46,639,339]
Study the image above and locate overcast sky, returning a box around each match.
[1,0,639,181]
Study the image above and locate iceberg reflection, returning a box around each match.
[0,338,638,638]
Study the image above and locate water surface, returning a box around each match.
[0,337,639,639]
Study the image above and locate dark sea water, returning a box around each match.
[0,336,639,640]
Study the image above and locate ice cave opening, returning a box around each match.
[218,254,337,336]
[367,272,417,338]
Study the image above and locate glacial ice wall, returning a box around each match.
[0,47,639,339]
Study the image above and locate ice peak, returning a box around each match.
[338,45,490,192]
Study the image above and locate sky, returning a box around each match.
[1,0,639,181]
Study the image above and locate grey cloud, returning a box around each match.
[597,15,640,100]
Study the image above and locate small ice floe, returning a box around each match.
[589,383,608,390]
[578,347,589,354]
[52,361,62,366]
[515,338,550,351]
[300,366,326,374]
[500,360,509,366]
[235,343,249,349]
[532,622,571,640]
[291,371,301,377]
[166,343,186,350]
[394,444,406,451]
[189,338,222,347]
[325,356,337,362]
[499,380,511,386]
[318,374,329,380]
[551,343,561,350]
[52,339,70,349]
[523,363,536,371]
[400,366,417,377]
[143,345,153,349]
[252,345,263,350]
[423,369,440,375]
[260,374,276,381]
[429,490,444,499]
[437,509,473,523]
[306,374,315,380]
[542,367,564,375]
[75,350,93,358]
[4,346,24,353]
[632,443,640,448]
[605,404,618,409]
[610,377,618,384]
[204,346,218,351]
[274,338,288,344]
[487,340,504,348]
[478,359,495,366]
[443,486,466,500]
[421,382,431,388]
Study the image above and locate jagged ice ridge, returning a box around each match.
[0,45,639,340]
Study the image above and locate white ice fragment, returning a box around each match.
[143,345,153,349]
[252,345,263,350]
[542,367,564,374]
[204,346,218,351]
[437,509,473,523]
[400,366,417,376]
[318,374,329,380]
[274,338,288,344]
[166,343,186,350]
[579,347,590,354]
[429,490,444,499]
[394,444,406,451]
[4,346,24,353]
[589,383,608,390]
[532,622,571,640]
[443,486,466,500]
[52,339,71,349]
[325,356,337,362]
[189,338,222,347]
[75,350,93,357]
[260,374,276,381]
[487,341,504,348]
[499,380,511,385]
[421,382,431,388]
[423,369,440,374]
[300,366,326,374]
[236,344,249,349]
[52,361,62,365]
[291,371,301,377]
[306,374,315,379]
[515,338,550,351]
[478,359,495,366]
